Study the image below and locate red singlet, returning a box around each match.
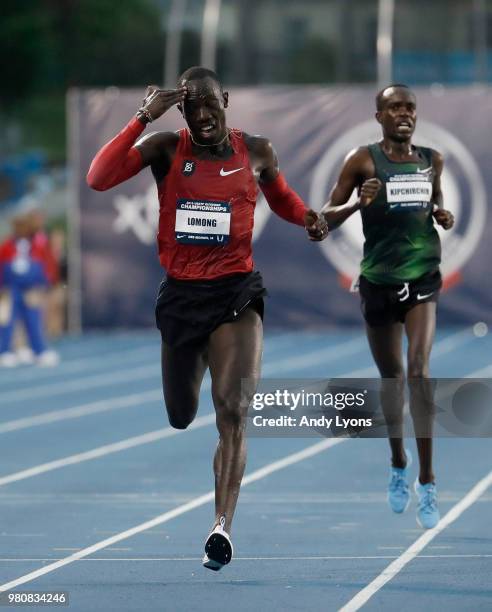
[157,129,257,280]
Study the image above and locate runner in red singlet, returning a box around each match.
[87,66,327,571]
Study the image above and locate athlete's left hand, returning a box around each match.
[432,206,454,230]
[305,210,329,241]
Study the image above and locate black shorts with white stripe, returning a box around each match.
[359,269,442,327]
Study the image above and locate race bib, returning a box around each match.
[386,174,432,211]
[175,199,231,245]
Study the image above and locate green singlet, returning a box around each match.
[360,143,441,285]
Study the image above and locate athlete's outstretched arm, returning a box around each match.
[430,151,454,230]
[250,137,327,239]
[86,86,186,191]
[321,147,380,230]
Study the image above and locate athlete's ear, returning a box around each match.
[375,111,382,125]
[223,91,229,109]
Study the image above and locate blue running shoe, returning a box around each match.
[414,479,440,529]
[387,450,412,514]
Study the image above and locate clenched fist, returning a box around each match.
[432,205,454,230]
[360,178,382,207]
[305,209,329,241]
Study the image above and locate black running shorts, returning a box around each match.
[359,270,442,327]
[155,270,267,347]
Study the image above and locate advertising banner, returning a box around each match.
[72,86,491,328]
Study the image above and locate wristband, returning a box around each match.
[137,107,153,124]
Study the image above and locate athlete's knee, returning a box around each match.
[163,385,200,429]
[214,395,246,436]
[167,411,194,430]
[380,369,405,383]
[381,376,404,394]
[165,398,197,429]
[407,354,429,378]
[216,405,244,432]
[216,416,246,440]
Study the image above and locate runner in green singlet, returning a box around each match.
[319,84,454,529]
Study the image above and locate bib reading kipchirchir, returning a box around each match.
[175,199,231,245]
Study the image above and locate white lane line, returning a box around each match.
[0,390,162,434]
[431,327,476,356]
[0,337,366,430]
[51,547,132,552]
[468,364,492,378]
[346,327,476,378]
[263,336,366,374]
[52,549,81,552]
[1,364,161,404]
[0,344,159,385]
[0,554,490,562]
[0,414,216,487]
[0,437,346,592]
[3,492,482,504]
[0,534,45,538]
[339,468,492,612]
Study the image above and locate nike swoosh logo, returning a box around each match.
[416,166,432,174]
[220,167,244,177]
[389,204,399,209]
[417,292,434,300]
[176,234,186,239]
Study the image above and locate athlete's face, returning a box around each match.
[376,88,417,143]
[179,77,229,145]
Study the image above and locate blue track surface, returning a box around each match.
[0,328,491,611]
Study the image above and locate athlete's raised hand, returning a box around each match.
[432,205,454,230]
[360,178,382,207]
[137,85,187,123]
[305,209,329,241]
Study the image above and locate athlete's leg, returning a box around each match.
[208,307,263,533]
[365,322,407,468]
[405,302,437,484]
[161,341,208,429]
